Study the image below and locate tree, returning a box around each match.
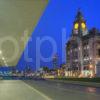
[42,66,49,72]
[60,63,66,69]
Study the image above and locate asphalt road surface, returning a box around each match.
[0,80,100,100]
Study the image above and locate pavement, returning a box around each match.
[0,80,51,100]
[0,80,100,100]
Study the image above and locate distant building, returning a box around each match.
[52,54,58,69]
[66,10,100,78]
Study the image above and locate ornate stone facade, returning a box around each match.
[66,10,100,77]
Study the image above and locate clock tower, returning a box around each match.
[73,9,88,37]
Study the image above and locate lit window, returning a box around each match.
[81,22,86,29]
[74,23,79,29]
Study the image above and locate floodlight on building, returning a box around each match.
[89,64,93,69]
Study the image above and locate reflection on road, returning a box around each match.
[86,87,96,93]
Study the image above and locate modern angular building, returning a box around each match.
[66,10,100,78]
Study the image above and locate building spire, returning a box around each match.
[75,8,84,21]
[73,9,88,36]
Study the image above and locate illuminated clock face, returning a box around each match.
[81,22,86,29]
[74,23,79,30]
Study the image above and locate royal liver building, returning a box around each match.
[66,10,100,78]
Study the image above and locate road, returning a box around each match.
[0,80,100,100]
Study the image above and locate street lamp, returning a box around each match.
[0,50,8,67]
[0,50,2,55]
[2,57,5,60]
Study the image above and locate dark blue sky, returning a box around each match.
[17,0,100,70]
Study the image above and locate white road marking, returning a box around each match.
[22,81,52,100]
